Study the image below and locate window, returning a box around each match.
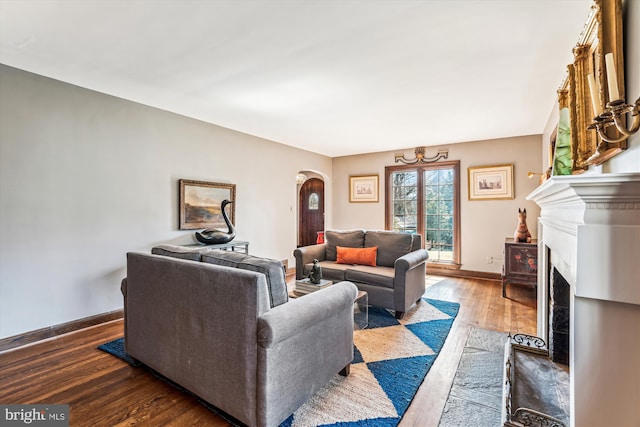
[385,161,460,266]
[309,193,319,210]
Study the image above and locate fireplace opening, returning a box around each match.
[549,267,570,365]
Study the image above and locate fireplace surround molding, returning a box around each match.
[527,173,640,303]
[527,172,640,427]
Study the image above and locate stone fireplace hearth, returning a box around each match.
[527,173,640,427]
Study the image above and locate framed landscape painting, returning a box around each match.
[467,164,514,200]
[179,179,236,230]
[349,175,379,203]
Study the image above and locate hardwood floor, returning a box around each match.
[0,276,536,426]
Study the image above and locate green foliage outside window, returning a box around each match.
[391,166,456,263]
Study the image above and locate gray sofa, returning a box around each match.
[294,229,428,319]
[121,246,358,427]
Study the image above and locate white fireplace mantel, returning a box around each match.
[526,172,640,427]
[527,173,640,305]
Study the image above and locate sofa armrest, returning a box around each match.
[293,243,327,280]
[257,281,357,347]
[256,281,358,426]
[395,248,429,272]
[393,249,429,311]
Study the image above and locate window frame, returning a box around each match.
[385,160,461,267]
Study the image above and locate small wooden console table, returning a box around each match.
[502,238,538,297]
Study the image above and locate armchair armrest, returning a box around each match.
[257,281,357,347]
[293,243,327,280]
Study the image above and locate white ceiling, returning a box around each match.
[0,0,593,157]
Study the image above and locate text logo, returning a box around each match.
[1,405,69,426]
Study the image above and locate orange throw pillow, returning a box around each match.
[336,246,377,267]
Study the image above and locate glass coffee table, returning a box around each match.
[353,290,368,330]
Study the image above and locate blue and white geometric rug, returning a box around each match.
[99,297,459,427]
[281,297,460,427]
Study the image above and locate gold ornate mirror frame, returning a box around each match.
[559,0,626,172]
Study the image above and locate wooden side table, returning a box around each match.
[502,238,538,297]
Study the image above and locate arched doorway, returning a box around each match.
[298,177,324,247]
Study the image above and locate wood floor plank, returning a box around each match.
[0,275,536,427]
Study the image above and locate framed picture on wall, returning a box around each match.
[179,179,236,230]
[349,175,379,203]
[467,164,514,200]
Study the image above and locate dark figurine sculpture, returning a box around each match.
[195,200,236,244]
[308,259,323,284]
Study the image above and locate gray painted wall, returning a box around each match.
[0,65,332,338]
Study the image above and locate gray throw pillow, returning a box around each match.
[325,229,365,261]
[201,250,247,267]
[151,244,210,261]
[202,251,288,308]
[364,231,413,267]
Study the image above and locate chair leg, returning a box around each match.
[339,364,350,377]
[395,311,405,320]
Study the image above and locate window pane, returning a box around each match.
[439,214,453,230]
[424,170,438,185]
[439,184,453,199]
[440,230,453,245]
[405,200,417,215]
[405,186,418,200]
[403,172,417,186]
[439,199,453,215]
[426,214,439,229]
[394,200,405,215]
[425,185,438,200]
[309,193,319,210]
[423,167,456,263]
[391,171,418,234]
[439,169,454,184]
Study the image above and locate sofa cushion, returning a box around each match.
[345,265,395,289]
[411,234,422,252]
[202,250,288,307]
[303,261,352,282]
[336,246,377,267]
[151,244,210,261]
[325,230,365,261]
[364,231,414,267]
[201,249,247,267]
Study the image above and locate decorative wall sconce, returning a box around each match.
[296,173,308,185]
[394,147,449,164]
[527,170,551,185]
[587,52,639,165]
